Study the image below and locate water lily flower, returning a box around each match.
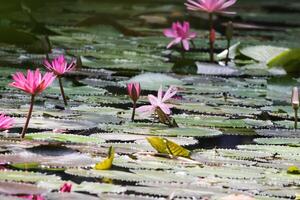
[136,86,177,116]
[10,69,55,95]
[44,55,76,106]
[292,87,299,129]
[127,82,141,121]
[185,0,237,14]
[59,182,72,192]
[9,69,56,138]
[44,55,76,76]
[185,0,237,62]
[163,21,197,51]
[0,114,14,131]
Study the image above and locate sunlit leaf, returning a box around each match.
[95,146,115,170]
[268,49,300,73]
[287,166,300,175]
[147,137,190,158]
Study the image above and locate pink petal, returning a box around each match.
[136,105,156,116]
[158,103,171,115]
[188,32,197,39]
[148,95,159,106]
[182,40,190,50]
[162,86,178,102]
[219,0,236,10]
[167,38,181,49]
[163,29,176,38]
[157,86,163,102]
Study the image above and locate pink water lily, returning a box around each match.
[44,55,76,106]
[60,182,72,193]
[127,82,141,122]
[10,69,56,95]
[0,114,14,131]
[185,0,237,14]
[127,82,141,103]
[185,0,237,62]
[9,69,56,138]
[163,21,197,51]
[137,86,177,116]
[44,55,76,76]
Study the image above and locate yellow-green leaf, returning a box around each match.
[165,139,190,158]
[147,136,190,158]
[95,146,115,170]
[287,166,300,175]
[268,49,300,73]
[10,162,40,170]
[146,137,168,154]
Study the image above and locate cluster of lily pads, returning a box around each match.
[0,0,300,199]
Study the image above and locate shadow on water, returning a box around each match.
[188,135,258,150]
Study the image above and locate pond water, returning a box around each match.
[0,0,300,199]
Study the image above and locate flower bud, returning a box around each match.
[292,87,299,109]
[60,182,72,193]
[127,83,141,103]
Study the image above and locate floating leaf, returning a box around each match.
[95,146,115,170]
[147,137,190,158]
[240,45,288,63]
[268,49,300,73]
[123,73,183,90]
[254,137,300,146]
[26,132,104,144]
[287,166,300,175]
[196,62,239,76]
[10,162,40,170]
[0,181,47,195]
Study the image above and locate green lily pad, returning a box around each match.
[240,45,288,63]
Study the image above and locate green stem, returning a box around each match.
[21,95,35,139]
[58,77,68,106]
[131,102,136,122]
[209,13,214,62]
[191,40,196,49]
[225,39,231,66]
[294,108,298,129]
[180,42,185,59]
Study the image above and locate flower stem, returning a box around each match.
[294,108,298,129]
[21,95,35,139]
[209,13,214,62]
[225,39,231,66]
[180,42,185,59]
[58,77,68,106]
[131,102,136,122]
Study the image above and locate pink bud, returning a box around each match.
[127,83,141,103]
[292,87,299,109]
[59,182,72,193]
